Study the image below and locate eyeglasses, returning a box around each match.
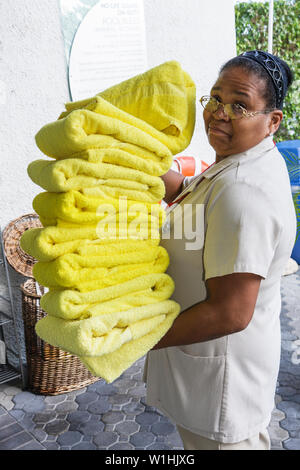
[199,95,273,120]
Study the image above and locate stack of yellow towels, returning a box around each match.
[20,61,196,383]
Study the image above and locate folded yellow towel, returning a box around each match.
[40,273,175,320]
[35,104,172,162]
[35,300,178,357]
[27,158,165,203]
[60,60,196,157]
[32,190,165,227]
[32,245,169,291]
[20,226,160,262]
[80,307,180,383]
[54,146,173,177]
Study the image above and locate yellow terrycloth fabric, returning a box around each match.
[21,60,196,381]
[32,246,169,292]
[59,60,196,157]
[80,309,180,383]
[32,190,165,227]
[35,104,172,162]
[50,147,172,178]
[27,158,165,203]
[20,226,159,262]
[35,300,178,357]
[40,273,175,320]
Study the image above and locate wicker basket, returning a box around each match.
[2,213,43,277]
[21,279,99,395]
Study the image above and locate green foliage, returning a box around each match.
[235,0,300,141]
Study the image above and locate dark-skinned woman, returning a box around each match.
[143,51,297,450]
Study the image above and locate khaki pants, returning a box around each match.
[177,425,271,450]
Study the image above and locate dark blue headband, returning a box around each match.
[240,50,288,109]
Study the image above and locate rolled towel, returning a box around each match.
[59,60,196,157]
[32,245,169,291]
[32,190,165,227]
[80,307,180,383]
[40,273,175,320]
[27,158,165,203]
[35,299,178,357]
[20,226,159,262]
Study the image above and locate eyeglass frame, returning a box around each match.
[199,95,275,120]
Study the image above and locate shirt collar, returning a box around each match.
[202,136,275,180]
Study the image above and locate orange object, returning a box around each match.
[173,156,195,176]
[200,160,209,173]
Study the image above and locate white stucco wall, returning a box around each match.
[0,0,236,229]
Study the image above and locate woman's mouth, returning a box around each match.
[208,126,231,137]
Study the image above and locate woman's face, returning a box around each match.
[203,66,282,160]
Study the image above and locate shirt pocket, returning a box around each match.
[154,347,226,434]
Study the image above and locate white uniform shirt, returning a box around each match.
[144,136,297,443]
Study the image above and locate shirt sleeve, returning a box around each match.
[203,182,282,280]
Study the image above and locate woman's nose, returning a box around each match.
[213,104,230,121]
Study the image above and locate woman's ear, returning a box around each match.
[269,110,283,135]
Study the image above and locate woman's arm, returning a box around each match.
[152,272,262,349]
[161,169,186,204]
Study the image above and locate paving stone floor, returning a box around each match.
[0,269,299,451]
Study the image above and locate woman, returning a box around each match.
[143,50,297,450]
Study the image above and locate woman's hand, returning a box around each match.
[152,272,262,350]
[160,169,185,204]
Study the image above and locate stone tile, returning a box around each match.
[3,385,21,396]
[281,416,300,432]
[102,411,124,424]
[277,386,297,397]
[55,401,78,414]
[22,398,45,413]
[0,396,14,411]
[109,442,135,450]
[121,401,144,415]
[147,442,172,450]
[109,394,131,406]
[130,431,155,447]
[136,411,159,426]
[31,428,48,443]
[33,411,56,424]
[42,441,60,450]
[0,431,33,450]
[77,420,105,435]
[67,410,91,425]
[283,438,300,450]
[0,412,16,428]
[93,431,118,447]
[45,394,68,404]
[75,391,98,405]
[87,399,111,414]
[72,442,97,450]
[130,385,146,397]
[45,419,69,435]
[277,400,300,417]
[57,431,83,446]
[88,381,117,396]
[0,422,24,442]
[12,391,36,407]
[9,409,25,420]
[151,422,176,436]
[18,440,46,450]
[114,421,139,435]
